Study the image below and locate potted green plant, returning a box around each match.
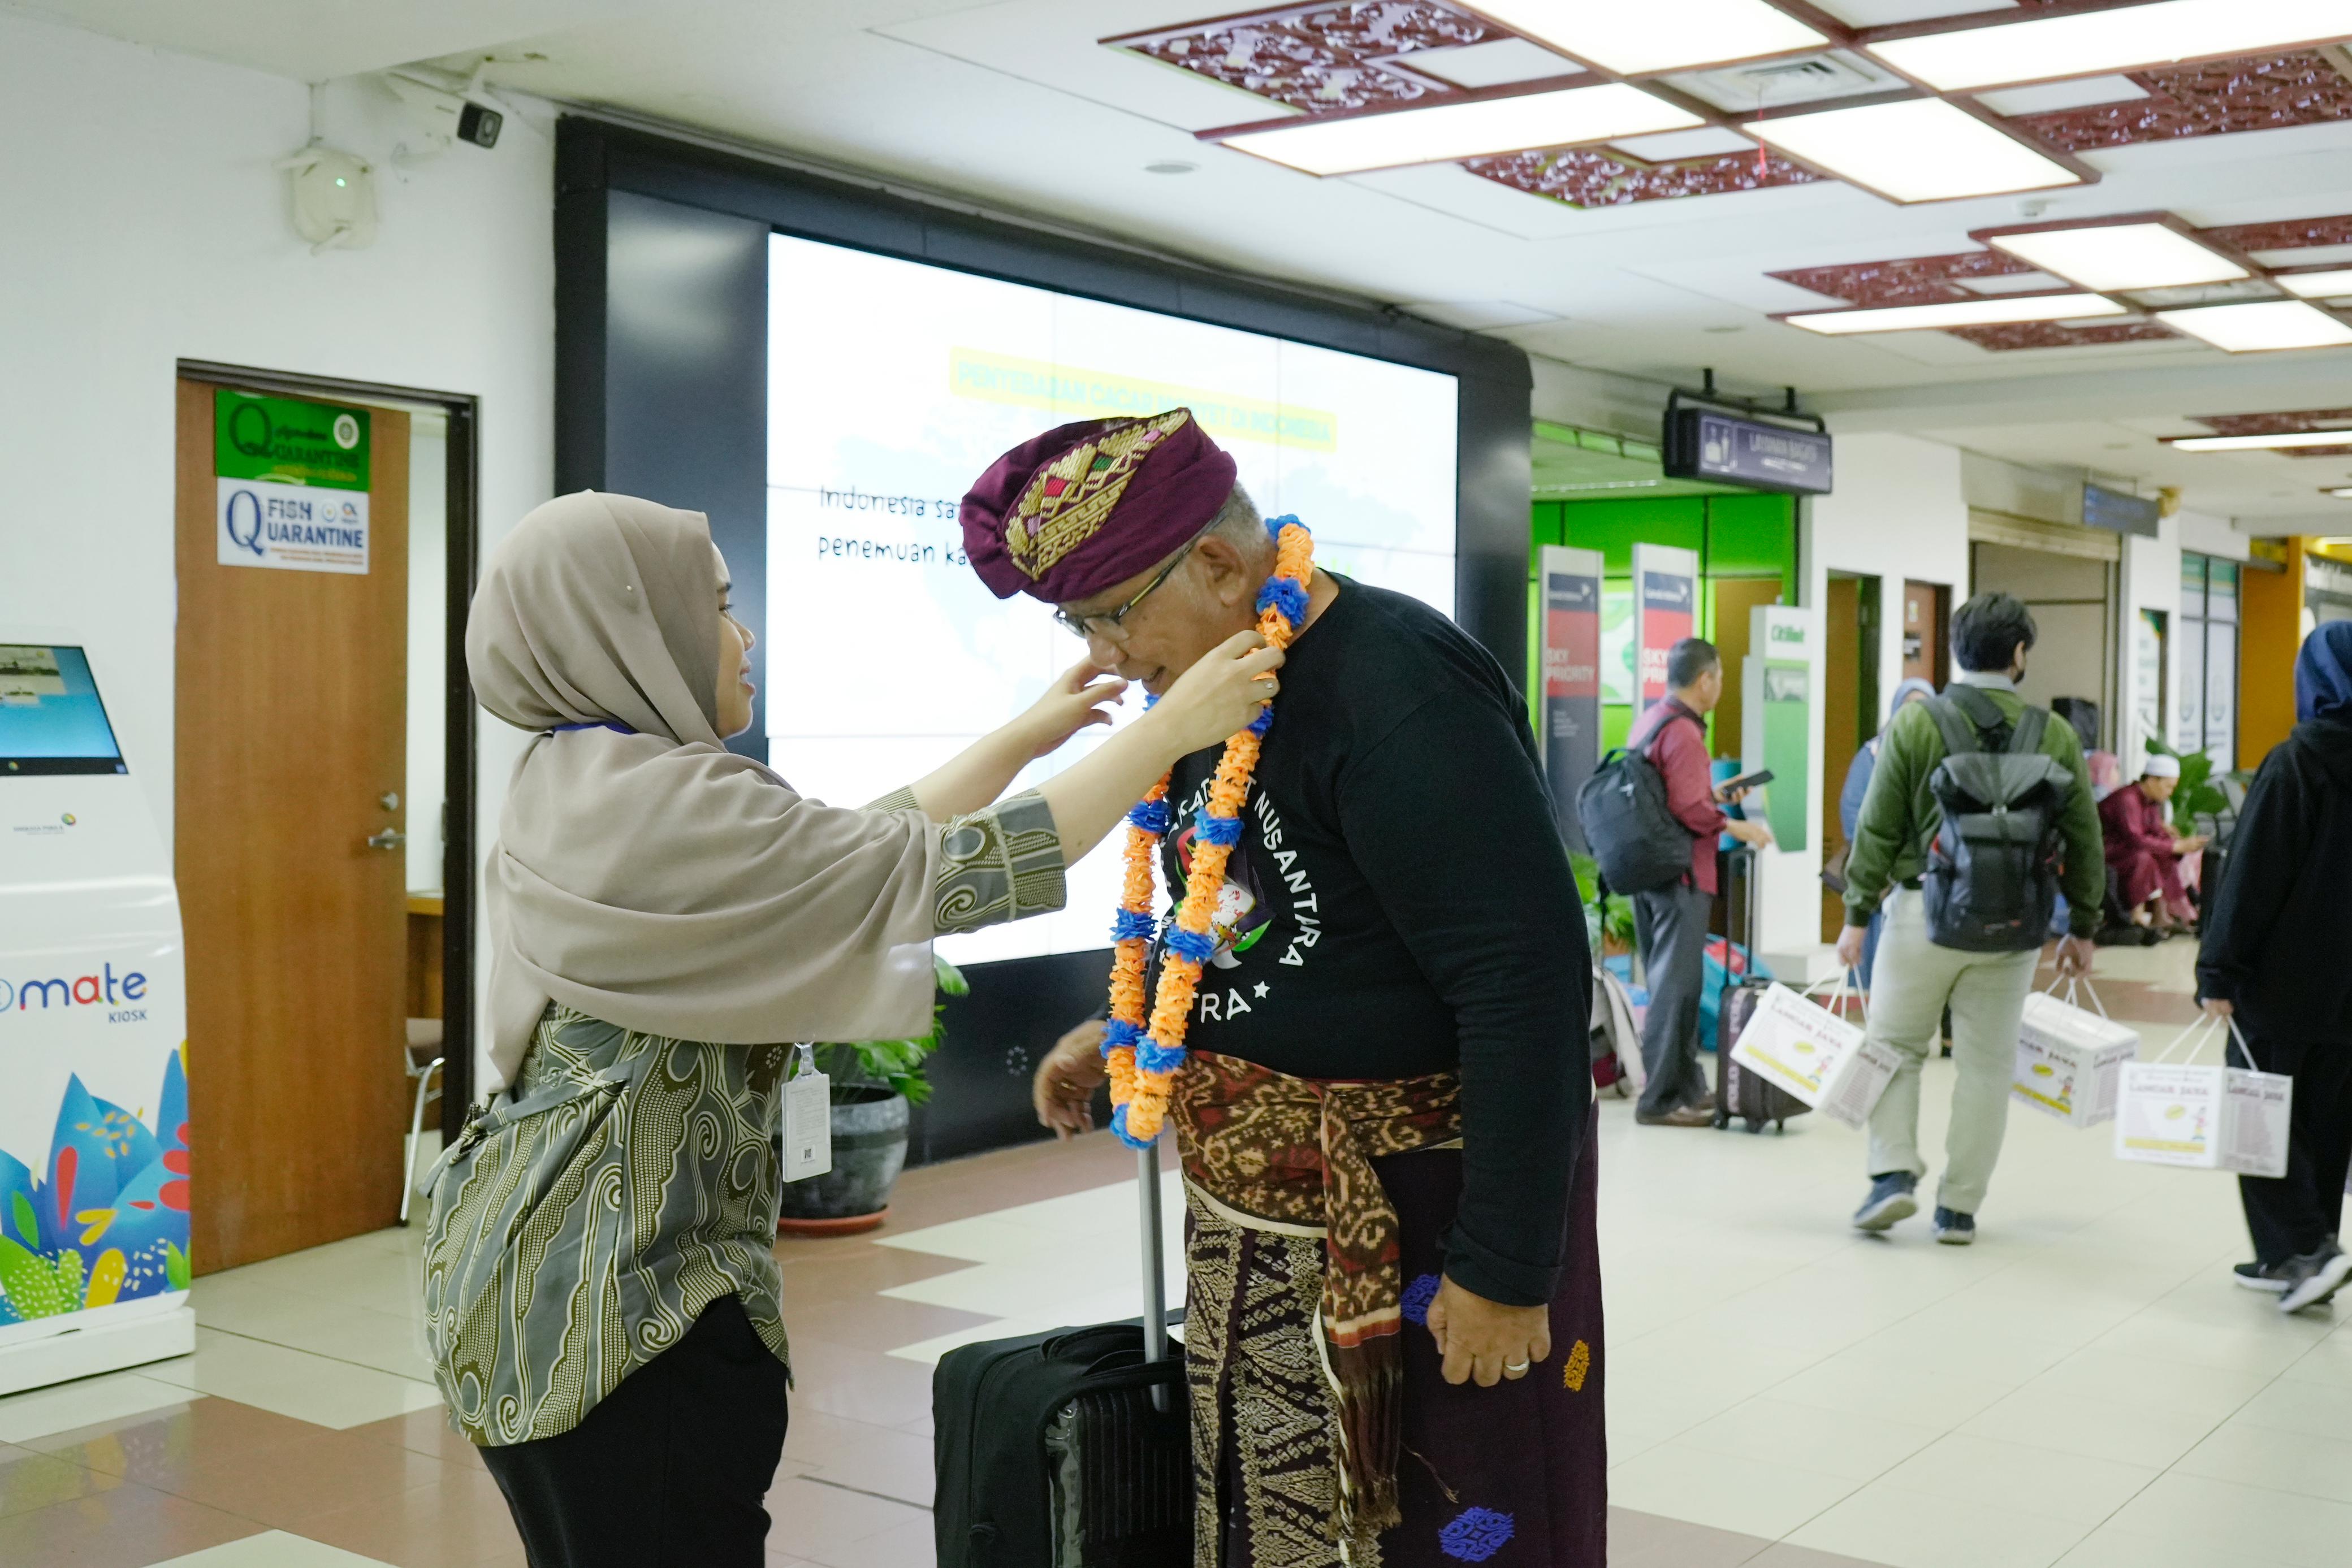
[1571,851,1638,958]
[776,954,965,1236]
[2142,739,2234,835]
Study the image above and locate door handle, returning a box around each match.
[367,829,407,851]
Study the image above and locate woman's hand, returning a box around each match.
[1424,1276,1550,1388]
[1145,632,1285,758]
[1034,1019,1109,1138]
[2202,996,2234,1020]
[1017,659,1130,760]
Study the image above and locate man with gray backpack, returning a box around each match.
[1836,594,2103,1244]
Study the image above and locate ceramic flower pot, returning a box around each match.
[776,1085,909,1236]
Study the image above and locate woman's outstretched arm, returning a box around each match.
[900,660,1127,821]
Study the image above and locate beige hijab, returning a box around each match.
[467,491,940,1091]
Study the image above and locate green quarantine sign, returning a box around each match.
[214,389,370,491]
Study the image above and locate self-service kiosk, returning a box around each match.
[0,633,194,1394]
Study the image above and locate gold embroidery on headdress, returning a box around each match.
[1004,408,1192,582]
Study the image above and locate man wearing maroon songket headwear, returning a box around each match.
[962,409,1605,1567]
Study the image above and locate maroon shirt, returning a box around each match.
[1627,697,1726,894]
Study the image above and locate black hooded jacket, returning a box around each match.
[2198,717,2352,1037]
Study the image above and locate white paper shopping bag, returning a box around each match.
[1728,981,1892,1128]
[2013,978,2140,1129]
[2114,1016,2289,1177]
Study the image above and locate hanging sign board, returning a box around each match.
[2081,482,2159,538]
[1664,407,1832,495]
[1538,547,1603,851]
[1630,543,1697,710]
[214,391,371,574]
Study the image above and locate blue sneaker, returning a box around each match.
[1853,1173,1917,1232]
[1934,1207,1975,1246]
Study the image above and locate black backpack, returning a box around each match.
[1919,686,2074,952]
[1576,709,1700,896]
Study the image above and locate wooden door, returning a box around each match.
[1901,579,1948,689]
[1707,577,1784,760]
[175,379,410,1272]
[1821,577,1863,941]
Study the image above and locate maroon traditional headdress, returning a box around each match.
[961,408,1238,602]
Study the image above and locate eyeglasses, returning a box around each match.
[1051,545,1195,643]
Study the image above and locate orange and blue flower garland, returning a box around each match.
[1102,516,1314,1147]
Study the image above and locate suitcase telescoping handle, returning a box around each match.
[1138,1145,1170,1411]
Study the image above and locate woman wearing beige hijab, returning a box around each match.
[421,491,1278,1566]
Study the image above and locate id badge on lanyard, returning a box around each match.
[782,1043,832,1181]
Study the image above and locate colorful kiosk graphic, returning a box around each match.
[1741,605,1815,855]
[1630,543,1696,709]
[0,633,192,1394]
[1537,547,1603,851]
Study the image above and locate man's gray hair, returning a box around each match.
[1205,486,1268,557]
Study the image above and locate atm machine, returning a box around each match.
[0,632,193,1394]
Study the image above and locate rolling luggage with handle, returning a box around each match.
[1714,848,1811,1134]
[934,1146,1190,1568]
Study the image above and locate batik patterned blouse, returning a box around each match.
[421,790,1062,1446]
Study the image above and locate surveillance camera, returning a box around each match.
[384,72,501,150]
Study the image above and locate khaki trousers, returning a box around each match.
[1863,890,2037,1215]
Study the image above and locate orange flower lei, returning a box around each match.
[1102,516,1313,1147]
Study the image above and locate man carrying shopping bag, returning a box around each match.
[1835,593,2104,1244]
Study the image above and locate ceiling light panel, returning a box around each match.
[2170,428,2352,451]
[1867,0,2352,93]
[2327,487,2352,497]
[1469,0,1827,76]
[2156,300,2352,352]
[1747,98,2083,203]
[1217,83,1701,175]
[1783,293,2128,334]
[2281,269,2352,299]
[1404,37,1584,90]
[1987,223,2248,292]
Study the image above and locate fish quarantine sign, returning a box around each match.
[215,478,369,574]
[214,390,371,574]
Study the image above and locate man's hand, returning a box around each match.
[2202,997,2234,1020]
[1835,922,1869,972]
[2176,834,2210,856]
[2054,934,2094,978]
[1033,1019,1109,1138]
[1726,818,1774,850]
[1712,781,1749,805]
[1424,1277,1550,1388]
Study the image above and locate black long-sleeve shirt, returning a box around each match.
[2198,716,2352,1038]
[1155,578,1592,1306]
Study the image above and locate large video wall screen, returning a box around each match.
[764,234,1459,963]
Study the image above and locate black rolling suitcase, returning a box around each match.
[934,1146,1191,1567]
[1714,848,1810,1134]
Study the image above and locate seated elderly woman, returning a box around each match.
[2098,753,2207,937]
[421,491,1280,1568]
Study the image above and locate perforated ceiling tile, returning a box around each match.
[2011,51,2352,151]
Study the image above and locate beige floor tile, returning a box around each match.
[782,1410,933,1508]
[0,1370,194,1445]
[764,1475,929,1563]
[1877,1433,2156,1524]
[1677,1397,1941,1482]
[1788,1479,2090,1568]
[1606,1441,1863,1540]
[2089,1309,2321,1378]
[1836,1321,2077,1386]
[141,1329,442,1431]
[2228,1375,2352,1443]
[2105,1471,2352,1567]
[148,1528,403,1565]
[2022,1347,2274,1423]
[805,1513,935,1568]
[1765,1357,2016,1430]
[1957,1386,2219,1469]
[192,1275,434,1381]
[2174,1419,2352,1504]
[2053,1523,2277,1568]
[1606,1505,1776,1567]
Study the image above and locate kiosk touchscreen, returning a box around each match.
[0,635,193,1394]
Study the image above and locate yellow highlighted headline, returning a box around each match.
[948,349,1338,452]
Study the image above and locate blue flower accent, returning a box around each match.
[1111,909,1157,942]
[1100,1019,1143,1053]
[1264,513,1305,541]
[1248,707,1275,737]
[1126,799,1171,836]
[1110,1102,1157,1151]
[1255,575,1309,626]
[1135,1041,1186,1075]
[1162,927,1217,964]
[1439,1506,1516,1562]
[1399,1272,1441,1326]
[1194,812,1244,847]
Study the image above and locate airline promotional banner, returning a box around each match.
[1538,547,1603,850]
[1742,604,1816,855]
[1631,543,1697,709]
